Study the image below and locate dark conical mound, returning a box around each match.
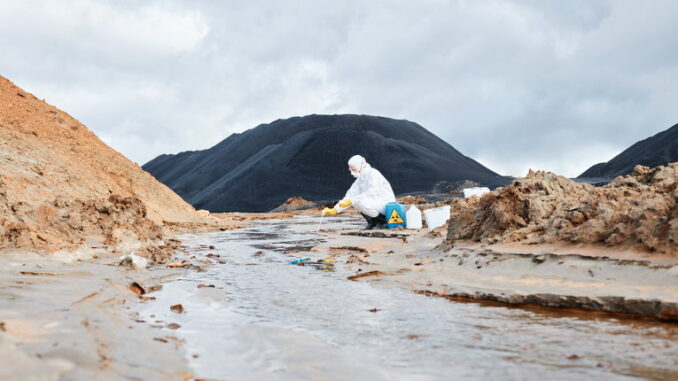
[143,114,509,212]
[578,123,678,179]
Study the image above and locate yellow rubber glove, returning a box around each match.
[339,200,352,208]
[322,207,337,216]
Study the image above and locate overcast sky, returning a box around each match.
[1,0,676,177]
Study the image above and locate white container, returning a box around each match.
[423,205,451,231]
[405,205,422,229]
[118,254,148,270]
[463,187,491,199]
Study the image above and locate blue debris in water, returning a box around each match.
[288,258,311,265]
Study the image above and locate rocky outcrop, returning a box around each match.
[0,76,201,260]
[447,163,678,255]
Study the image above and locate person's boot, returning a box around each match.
[372,213,387,230]
[361,213,378,230]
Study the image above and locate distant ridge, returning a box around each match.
[578,122,678,178]
[143,114,509,212]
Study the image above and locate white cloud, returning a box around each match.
[1,0,676,177]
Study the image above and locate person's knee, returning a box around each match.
[353,199,378,217]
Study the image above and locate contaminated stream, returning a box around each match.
[139,216,678,380]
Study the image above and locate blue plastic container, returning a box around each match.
[384,202,407,229]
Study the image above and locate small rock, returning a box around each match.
[170,304,184,313]
[128,281,146,296]
[167,260,190,268]
[531,255,546,264]
[567,354,581,360]
[347,270,385,281]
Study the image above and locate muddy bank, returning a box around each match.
[290,216,678,321]
[0,250,193,380]
[411,245,678,320]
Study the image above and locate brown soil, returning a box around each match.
[447,164,678,255]
[396,195,427,204]
[0,76,212,261]
[270,197,316,212]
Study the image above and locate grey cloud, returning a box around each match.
[1,0,676,176]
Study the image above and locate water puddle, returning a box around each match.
[140,216,678,380]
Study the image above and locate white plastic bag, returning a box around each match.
[119,254,148,270]
[406,205,422,229]
[423,205,451,231]
[463,187,490,199]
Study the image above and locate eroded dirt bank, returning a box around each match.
[446,163,677,255]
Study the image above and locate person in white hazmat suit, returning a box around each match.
[322,155,396,230]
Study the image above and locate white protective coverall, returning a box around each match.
[336,155,396,217]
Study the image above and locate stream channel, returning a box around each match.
[139,216,678,380]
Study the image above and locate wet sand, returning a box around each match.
[0,251,192,380]
[1,212,676,380]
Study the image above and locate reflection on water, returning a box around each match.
[140,216,678,381]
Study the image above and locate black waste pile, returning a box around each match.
[143,114,509,212]
[579,122,678,179]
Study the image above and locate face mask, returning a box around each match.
[350,170,360,178]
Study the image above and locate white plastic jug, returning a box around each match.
[406,205,422,229]
[423,205,451,231]
[463,187,490,199]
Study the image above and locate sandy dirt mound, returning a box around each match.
[0,76,202,260]
[447,163,677,255]
[270,197,316,212]
[396,195,427,204]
